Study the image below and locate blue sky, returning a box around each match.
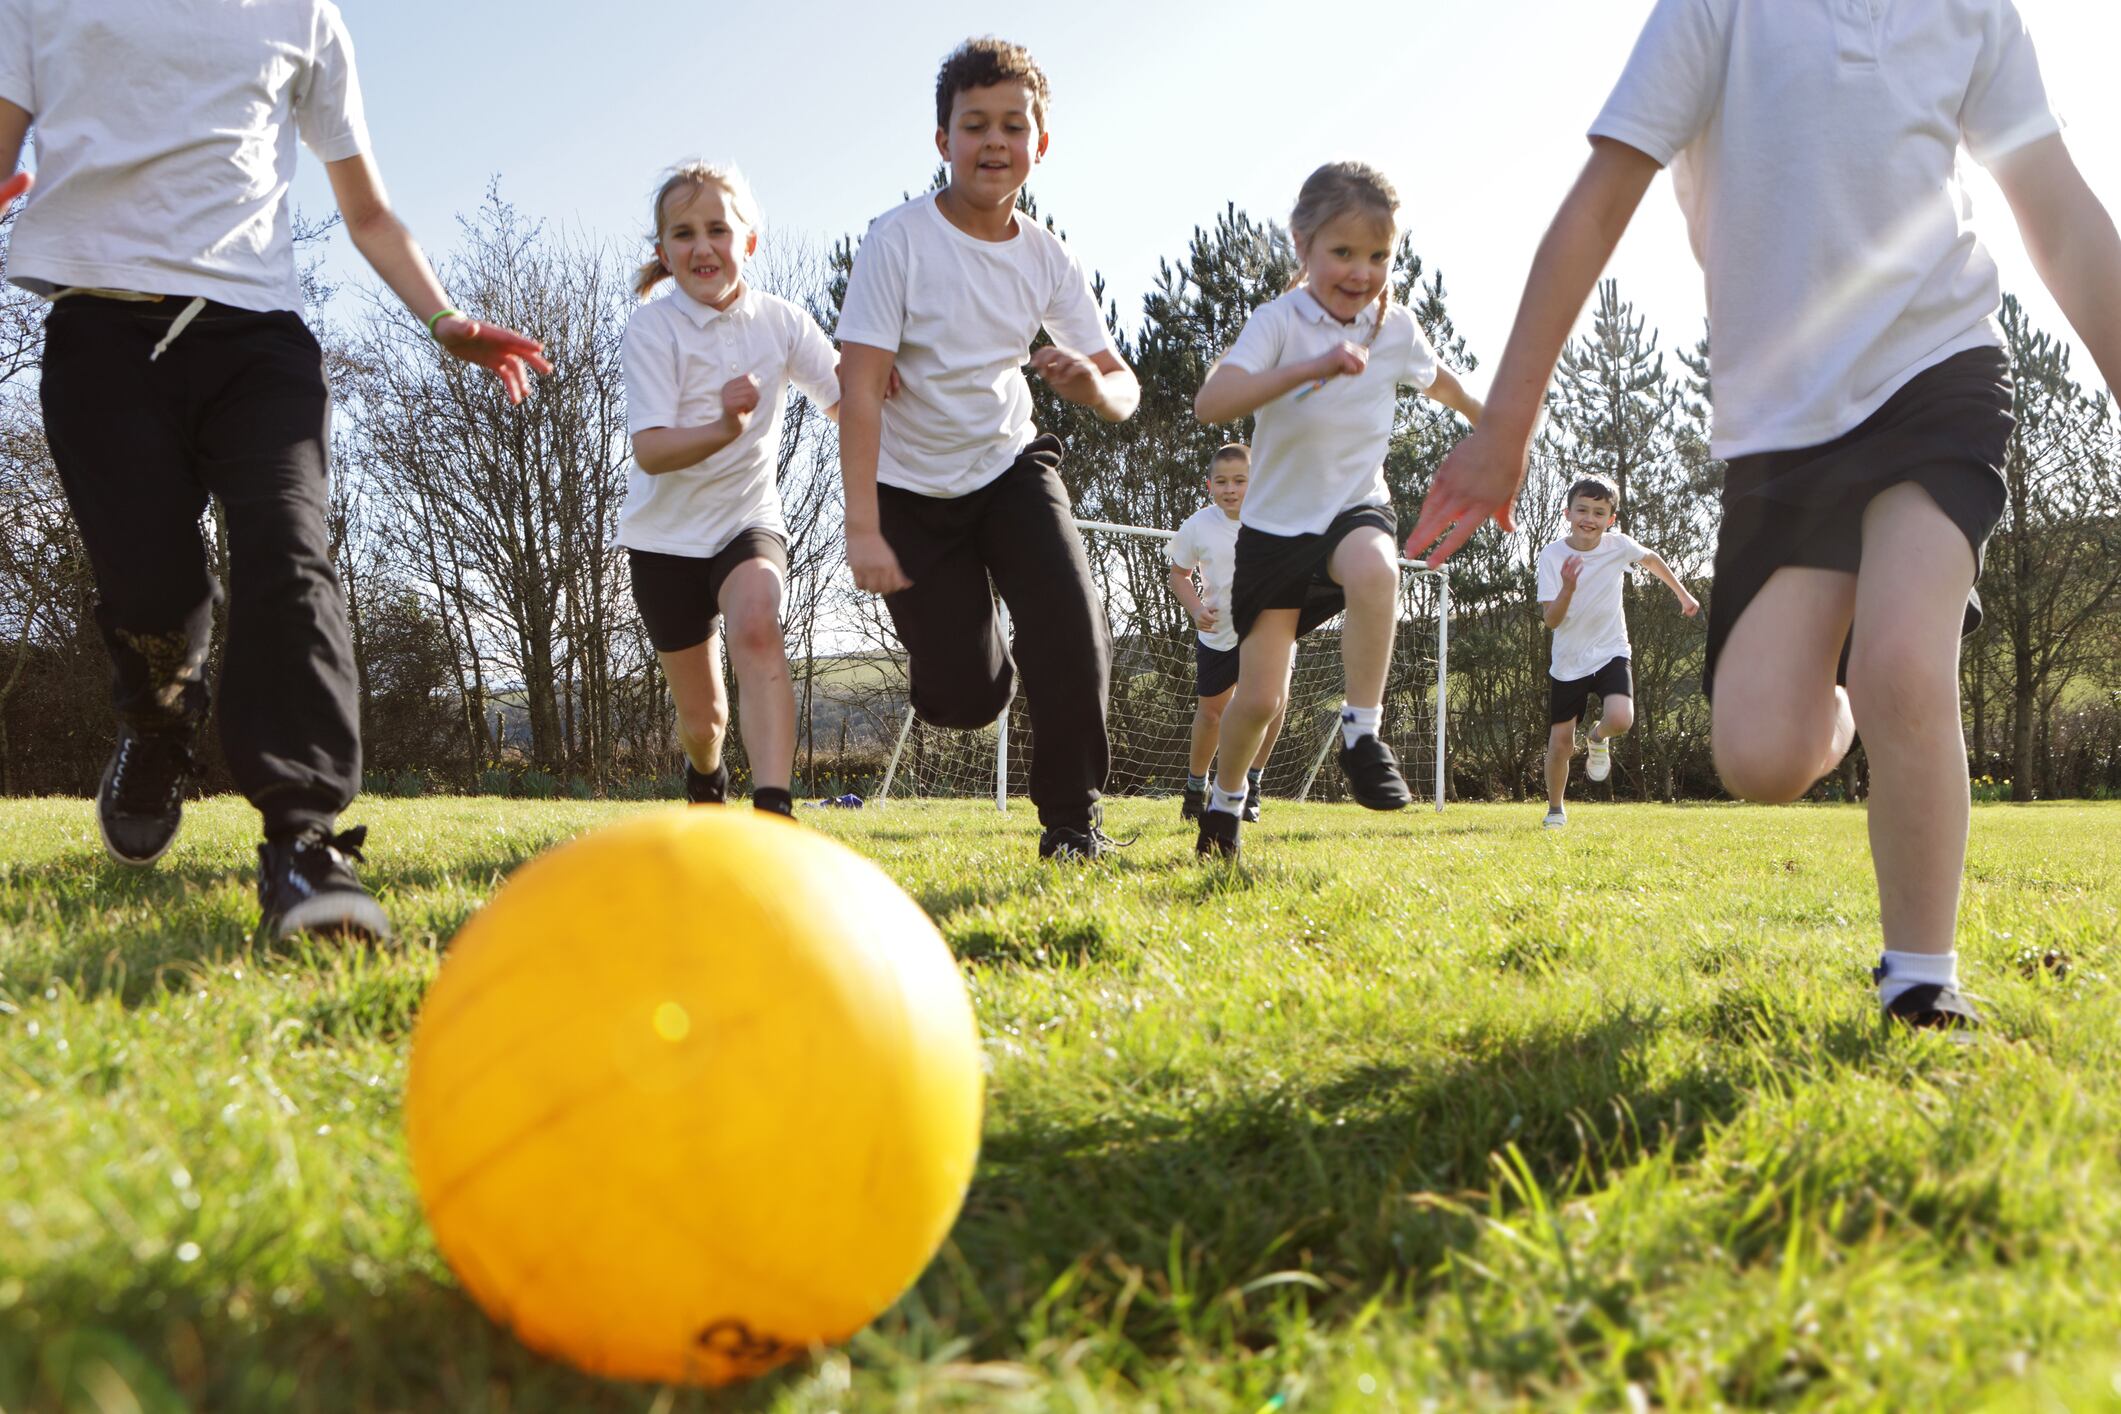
[297,0,2121,389]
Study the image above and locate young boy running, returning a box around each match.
[1167,444,1286,822]
[1536,475,1698,829]
[0,0,549,940]
[1409,0,2120,1028]
[837,37,1140,860]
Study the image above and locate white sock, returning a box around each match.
[1876,949,1958,1007]
[1341,702,1381,748]
[1210,783,1249,816]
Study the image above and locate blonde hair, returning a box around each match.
[1287,161,1399,349]
[634,161,761,298]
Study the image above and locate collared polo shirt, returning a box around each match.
[1591,0,2059,458]
[617,286,839,558]
[0,0,369,312]
[1220,288,1439,537]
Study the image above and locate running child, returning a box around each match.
[1408,0,2120,1028]
[837,37,1141,860]
[0,0,550,940]
[1191,161,1482,859]
[1536,474,1699,829]
[621,162,847,819]
[1167,443,1287,823]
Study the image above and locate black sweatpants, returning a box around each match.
[876,435,1111,829]
[40,295,359,840]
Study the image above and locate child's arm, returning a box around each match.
[323,154,551,403]
[1406,140,1661,563]
[631,375,759,474]
[1195,342,1365,425]
[1638,550,1701,617]
[0,100,31,210]
[839,341,911,595]
[1029,346,1139,422]
[1423,366,1483,426]
[1541,554,1581,630]
[1994,134,2121,396]
[1167,566,1215,635]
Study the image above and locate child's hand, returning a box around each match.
[1404,425,1529,565]
[720,374,762,429]
[1679,590,1701,618]
[1193,604,1218,634]
[1560,554,1584,588]
[1313,341,1368,384]
[847,527,911,596]
[1029,345,1102,405]
[0,170,32,213]
[885,366,903,401]
[433,314,555,405]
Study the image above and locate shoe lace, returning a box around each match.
[110,731,192,811]
[294,825,369,883]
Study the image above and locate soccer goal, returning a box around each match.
[873,519,1450,811]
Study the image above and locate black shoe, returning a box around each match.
[257,825,390,942]
[1338,734,1411,811]
[1039,804,1132,863]
[97,723,196,867]
[1242,778,1262,823]
[1195,807,1240,860]
[685,761,730,805]
[1180,785,1205,822]
[1875,970,1983,1033]
[753,786,794,818]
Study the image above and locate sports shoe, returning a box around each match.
[97,723,196,867]
[1195,807,1240,860]
[753,786,794,818]
[1180,785,1206,822]
[1542,806,1567,830]
[1338,734,1411,811]
[257,825,390,942]
[1586,735,1611,782]
[685,760,730,805]
[1874,966,1983,1033]
[1039,805,1131,863]
[1242,777,1262,823]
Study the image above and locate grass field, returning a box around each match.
[3,796,2119,1412]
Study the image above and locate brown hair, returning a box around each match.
[1286,161,1399,350]
[935,37,1051,131]
[633,162,760,299]
[1566,475,1620,509]
[1209,443,1251,469]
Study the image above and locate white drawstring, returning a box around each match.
[148,296,207,362]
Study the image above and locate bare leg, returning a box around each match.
[1328,527,1399,709]
[1251,654,1293,772]
[1711,567,1858,803]
[1545,720,1575,811]
[1214,611,1299,797]
[718,559,794,792]
[1590,694,1634,741]
[1190,687,1231,778]
[658,627,729,775]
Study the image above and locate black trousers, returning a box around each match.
[40,295,358,839]
[876,436,1111,828]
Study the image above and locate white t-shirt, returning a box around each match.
[1590,0,2059,459]
[1537,532,1648,682]
[0,0,370,313]
[1219,289,1439,537]
[1167,504,1242,652]
[836,193,1119,499]
[618,287,840,558]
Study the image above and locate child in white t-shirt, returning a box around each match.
[1191,161,1482,859]
[619,162,845,819]
[1166,444,1287,823]
[1408,0,2121,1029]
[1535,476,1698,829]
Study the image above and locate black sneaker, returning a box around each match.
[1875,968,1983,1033]
[257,825,390,942]
[1338,734,1411,811]
[685,761,730,805]
[1039,805,1132,863]
[97,723,196,867]
[1195,807,1240,860]
[1180,785,1205,822]
[753,786,794,818]
[1242,778,1262,823]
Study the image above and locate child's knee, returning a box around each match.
[1712,723,1828,803]
[1198,697,1227,728]
[1601,700,1634,735]
[1340,551,1398,604]
[1846,640,1958,741]
[676,695,729,747]
[1234,680,1284,722]
[724,607,786,666]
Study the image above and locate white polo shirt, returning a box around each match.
[1167,504,1243,652]
[1219,289,1439,537]
[0,0,370,313]
[1537,532,1648,682]
[617,287,840,558]
[836,193,1120,499]
[1590,0,2059,459]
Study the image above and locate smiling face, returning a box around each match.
[1207,457,1250,517]
[654,181,755,310]
[935,80,1048,212]
[1296,208,1396,325]
[1567,492,1617,541]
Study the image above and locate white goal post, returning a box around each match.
[866,518,1450,813]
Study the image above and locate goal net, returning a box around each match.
[857,520,1449,811]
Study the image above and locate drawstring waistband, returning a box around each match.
[149,297,208,362]
[48,288,213,361]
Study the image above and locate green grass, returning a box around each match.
[3,796,2119,1412]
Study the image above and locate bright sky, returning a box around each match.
[297,0,2121,390]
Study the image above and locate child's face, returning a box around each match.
[1297,210,1396,324]
[1208,460,1249,516]
[656,182,754,310]
[935,81,1048,210]
[1568,495,1616,537]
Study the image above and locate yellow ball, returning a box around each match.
[404,807,984,1386]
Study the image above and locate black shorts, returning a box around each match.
[1230,503,1396,641]
[626,528,788,653]
[1549,656,1632,726]
[1703,347,2013,700]
[1194,640,1240,698]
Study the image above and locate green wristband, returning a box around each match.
[426,307,463,339]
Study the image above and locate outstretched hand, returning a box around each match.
[1404,425,1528,566]
[1560,554,1584,588]
[433,314,554,404]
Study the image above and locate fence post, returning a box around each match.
[1434,571,1450,813]
[879,706,916,805]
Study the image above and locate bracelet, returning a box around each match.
[426,307,464,339]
